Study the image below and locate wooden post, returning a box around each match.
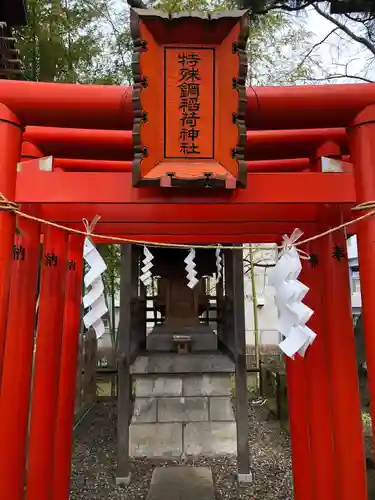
[231,247,250,479]
[117,244,134,485]
[26,226,68,500]
[82,328,97,403]
[137,247,147,352]
[216,277,223,344]
[52,235,84,500]
[223,250,234,355]
[0,214,40,500]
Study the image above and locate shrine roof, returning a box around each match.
[131,8,249,21]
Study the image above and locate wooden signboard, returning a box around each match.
[131,8,249,189]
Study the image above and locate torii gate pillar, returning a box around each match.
[350,105,375,460]
[0,104,22,381]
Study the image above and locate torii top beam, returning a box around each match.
[0,80,375,131]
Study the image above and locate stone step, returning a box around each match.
[130,353,234,375]
[147,467,214,500]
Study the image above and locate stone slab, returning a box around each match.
[131,353,235,375]
[158,397,208,422]
[132,398,157,423]
[129,423,182,458]
[209,397,235,421]
[184,422,237,456]
[135,377,183,397]
[147,331,217,352]
[147,467,214,500]
[183,375,232,397]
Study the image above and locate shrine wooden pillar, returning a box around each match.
[232,247,250,479]
[349,105,375,461]
[216,277,224,344]
[26,226,68,500]
[222,251,233,354]
[0,104,22,381]
[223,247,250,479]
[0,208,40,500]
[319,216,367,500]
[300,241,335,500]
[52,235,84,500]
[117,244,139,485]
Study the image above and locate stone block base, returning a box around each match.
[184,422,237,456]
[130,423,183,458]
[129,421,237,458]
[129,355,237,459]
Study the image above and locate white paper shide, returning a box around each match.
[185,248,199,289]
[140,246,154,288]
[215,245,222,280]
[268,231,317,358]
[83,238,108,339]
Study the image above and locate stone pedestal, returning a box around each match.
[129,353,237,459]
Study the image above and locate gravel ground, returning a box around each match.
[362,412,375,498]
[70,399,292,500]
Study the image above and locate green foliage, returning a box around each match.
[99,244,121,341]
[14,0,100,82]
[14,0,133,84]
[16,0,315,86]
[98,244,121,293]
[153,0,314,85]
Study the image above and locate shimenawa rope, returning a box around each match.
[1,192,375,252]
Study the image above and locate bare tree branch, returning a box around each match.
[295,27,338,73]
[313,3,375,56]
[244,0,314,15]
[309,73,374,82]
[343,12,375,24]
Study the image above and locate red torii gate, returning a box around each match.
[0,8,374,500]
